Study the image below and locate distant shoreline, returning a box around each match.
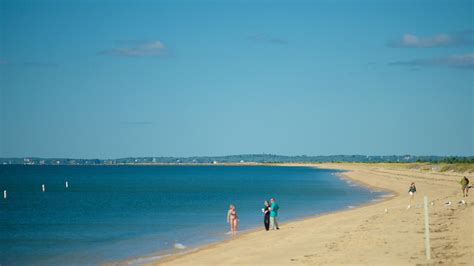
[2,154,473,166]
[4,162,473,175]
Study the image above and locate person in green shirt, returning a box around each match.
[269,198,280,230]
[460,176,469,197]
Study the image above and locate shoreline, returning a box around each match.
[144,163,473,265]
[136,164,395,265]
[109,165,388,265]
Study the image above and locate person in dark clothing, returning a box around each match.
[407,182,417,209]
[262,200,270,231]
[461,176,469,197]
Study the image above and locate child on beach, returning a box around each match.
[407,182,416,209]
[227,204,239,236]
[460,176,469,197]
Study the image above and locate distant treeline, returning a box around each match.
[434,156,474,164]
[1,154,473,165]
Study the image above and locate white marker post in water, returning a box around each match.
[42,184,45,192]
[424,196,431,260]
[3,190,6,199]
[65,181,69,188]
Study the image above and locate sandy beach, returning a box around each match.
[148,163,473,265]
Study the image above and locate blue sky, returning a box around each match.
[0,0,473,158]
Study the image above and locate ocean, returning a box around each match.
[0,165,383,265]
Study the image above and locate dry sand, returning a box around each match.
[148,163,473,265]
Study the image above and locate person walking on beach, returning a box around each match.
[407,182,416,209]
[262,200,270,231]
[460,176,469,197]
[227,204,239,236]
[269,198,280,230]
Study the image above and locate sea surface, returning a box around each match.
[0,165,384,265]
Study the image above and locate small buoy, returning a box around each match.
[65,181,69,188]
[3,190,6,199]
[42,184,45,192]
[384,208,388,213]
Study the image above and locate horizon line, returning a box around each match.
[1,154,473,160]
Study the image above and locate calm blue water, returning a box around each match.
[0,165,383,265]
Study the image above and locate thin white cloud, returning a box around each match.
[120,121,154,125]
[247,34,287,45]
[101,41,167,57]
[389,53,474,69]
[0,60,58,67]
[22,62,58,68]
[389,31,473,48]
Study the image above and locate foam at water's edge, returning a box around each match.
[125,255,165,265]
[120,248,200,266]
[173,243,186,249]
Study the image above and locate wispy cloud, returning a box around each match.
[389,53,474,69]
[0,60,58,68]
[22,62,58,68]
[388,31,474,48]
[120,121,154,126]
[247,34,287,45]
[101,40,167,57]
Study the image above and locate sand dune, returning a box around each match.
[149,163,473,265]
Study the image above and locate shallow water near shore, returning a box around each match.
[0,165,384,265]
